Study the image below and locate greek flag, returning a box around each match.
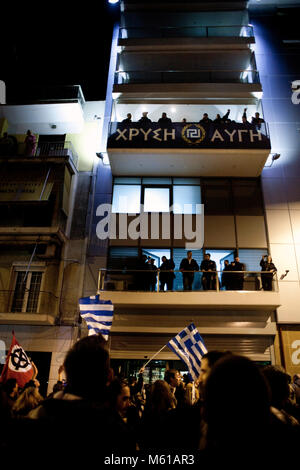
[79,295,114,340]
[167,323,207,381]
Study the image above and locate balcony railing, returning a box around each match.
[0,139,78,168]
[119,25,254,39]
[98,269,279,293]
[114,69,260,85]
[107,120,270,150]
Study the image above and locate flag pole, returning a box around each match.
[143,344,167,369]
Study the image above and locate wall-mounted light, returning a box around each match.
[108,0,119,4]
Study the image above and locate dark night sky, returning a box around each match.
[1,3,120,103]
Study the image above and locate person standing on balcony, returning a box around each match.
[158,112,172,128]
[24,129,37,156]
[251,112,265,130]
[121,113,133,127]
[260,255,277,291]
[213,110,231,126]
[221,259,232,290]
[149,258,158,292]
[200,253,217,290]
[138,112,152,129]
[180,251,199,291]
[159,256,175,291]
[199,113,212,126]
[230,256,244,290]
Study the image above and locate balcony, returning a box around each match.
[107,120,270,177]
[0,139,78,173]
[0,290,58,325]
[98,269,281,311]
[119,25,255,51]
[113,69,262,104]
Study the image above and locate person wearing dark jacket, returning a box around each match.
[260,255,277,291]
[138,111,152,128]
[158,112,172,128]
[180,251,199,290]
[213,109,230,126]
[160,256,175,291]
[230,256,244,290]
[200,253,217,290]
[221,259,232,290]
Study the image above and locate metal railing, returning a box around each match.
[36,141,78,168]
[98,269,279,293]
[119,25,254,39]
[114,69,260,85]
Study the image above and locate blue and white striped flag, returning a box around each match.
[167,323,207,381]
[79,295,114,340]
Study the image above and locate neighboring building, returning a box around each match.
[92,0,300,381]
[0,86,105,394]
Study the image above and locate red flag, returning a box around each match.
[0,332,34,388]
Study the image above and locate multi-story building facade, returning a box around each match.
[89,0,299,381]
[0,87,105,394]
[1,0,300,390]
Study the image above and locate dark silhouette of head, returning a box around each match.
[63,334,110,401]
[203,354,271,452]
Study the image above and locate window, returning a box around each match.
[173,185,201,214]
[144,187,170,212]
[11,271,43,313]
[112,185,141,213]
[232,179,264,215]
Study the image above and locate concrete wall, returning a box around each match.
[252,15,300,323]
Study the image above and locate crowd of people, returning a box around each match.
[134,252,277,292]
[120,108,265,130]
[0,335,299,463]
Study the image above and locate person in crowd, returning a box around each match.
[260,255,277,291]
[251,111,265,129]
[213,110,230,126]
[159,255,175,291]
[158,112,172,128]
[128,367,145,418]
[221,259,232,290]
[24,335,138,456]
[292,374,300,405]
[199,354,292,463]
[199,113,212,126]
[0,378,19,420]
[183,374,199,407]
[139,379,176,449]
[262,365,300,427]
[24,129,37,156]
[200,253,217,290]
[138,254,150,290]
[180,250,199,291]
[138,111,152,128]
[198,350,232,400]
[182,118,187,124]
[12,380,43,418]
[230,256,244,290]
[164,369,180,407]
[121,113,133,127]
